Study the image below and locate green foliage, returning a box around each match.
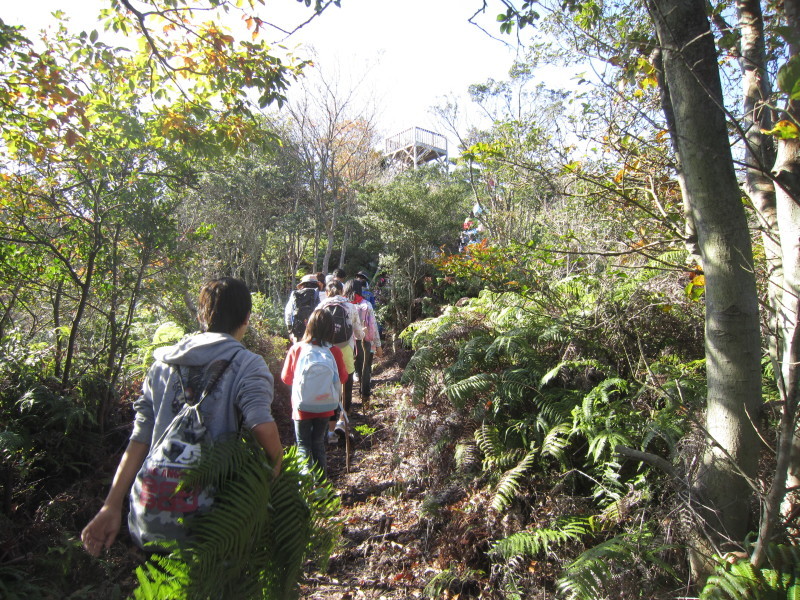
[490,516,597,561]
[423,566,485,598]
[491,517,677,599]
[491,447,538,512]
[400,266,701,597]
[0,563,56,600]
[701,544,800,600]
[354,423,377,436]
[556,527,677,599]
[778,56,800,101]
[361,166,470,330]
[573,378,633,465]
[133,442,341,600]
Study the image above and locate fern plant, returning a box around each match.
[701,543,800,600]
[132,441,341,600]
[556,527,677,600]
[490,516,598,562]
[423,566,485,598]
[492,447,539,512]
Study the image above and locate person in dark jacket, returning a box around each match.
[284,273,322,342]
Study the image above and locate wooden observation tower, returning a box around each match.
[384,126,448,170]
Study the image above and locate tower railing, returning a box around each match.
[385,127,447,154]
[383,126,448,170]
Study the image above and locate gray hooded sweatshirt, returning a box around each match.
[131,332,274,446]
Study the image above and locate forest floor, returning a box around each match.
[292,348,442,600]
[289,343,510,600]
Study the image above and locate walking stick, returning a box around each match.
[339,391,351,474]
[345,414,351,473]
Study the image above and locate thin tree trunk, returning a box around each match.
[52,280,63,379]
[339,199,351,269]
[757,134,800,565]
[0,285,19,343]
[776,0,800,523]
[61,232,101,389]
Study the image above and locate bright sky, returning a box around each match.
[4,1,522,148]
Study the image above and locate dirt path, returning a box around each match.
[296,353,441,600]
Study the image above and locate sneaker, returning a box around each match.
[334,419,346,438]
[326,431,338,444]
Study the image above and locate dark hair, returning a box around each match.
[301,308,334,344]
[298,281,318,289]
[326,280,343,297]
[333,268,346,280]
[343,278,362,300]
[197,277,251,334]
[315,272,325,289]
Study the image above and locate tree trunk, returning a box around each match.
[763,135,800,564]
[651,47,700,260]
[52,279,63,379]
[647,0,762,572]
[61,239,100,389]
[734,0,800,566]
[776,0,800,526]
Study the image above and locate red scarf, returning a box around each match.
[352,294,363,304]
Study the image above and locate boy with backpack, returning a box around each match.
[284,274,322,342]
[281,309,348,477]
[81,278,282,556]
[318,280,363,441]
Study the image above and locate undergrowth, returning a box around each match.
[400,266,706,598]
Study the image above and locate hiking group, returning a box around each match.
[282,268,383,478]
[81,270,383,556]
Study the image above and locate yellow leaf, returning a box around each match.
[761,120,800,139]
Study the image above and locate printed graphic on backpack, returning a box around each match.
[128,357,233,548]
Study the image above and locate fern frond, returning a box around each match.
[534,388,582,427]
[446,372,496,407]
[485,328,537,364]
[541,422,572,464]
[587,430,632,464]
[580,378,629,422]
[493,447,527,471]
[454,441,482,472]
[492,448,538,512]
[556,528,674,600]
[475,422,501,461]
[490,516,594,560]
[402,346,439,403]
[701,544,800,600]
[540,360,604,388]
[498,368,539,404]
[133,443,340,600]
